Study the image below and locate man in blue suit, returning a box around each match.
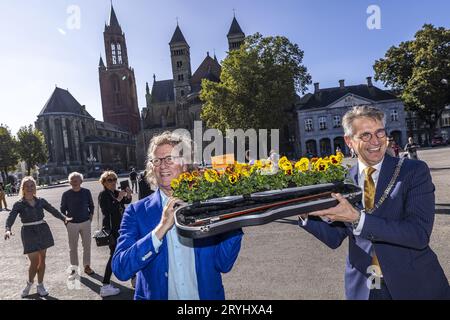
[299,106,449,300]
[112,132,243,300]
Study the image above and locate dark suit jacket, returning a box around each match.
[301,155,449,299]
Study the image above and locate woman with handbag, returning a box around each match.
[98,171,132,297]
[4,176,72,298]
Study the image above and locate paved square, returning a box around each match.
[1,147,449,300]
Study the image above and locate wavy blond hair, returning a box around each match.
[99,171,118,187]
[20,176,37,198]
[145,131,193,188]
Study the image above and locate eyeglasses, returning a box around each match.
[149,155,181,167]
[106,178,117,183]
[355,128,387,142]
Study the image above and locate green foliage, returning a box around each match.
[0,124,19,176]
[200,33,312,133]
[172,156,348,203]
[16,125,48,175]
[374,24,450,135]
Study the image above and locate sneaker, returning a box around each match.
[84,265,94,275]
[37,283,49,297]
[21,281,33,298]
[68,270,78,281]
[100,284,120,297]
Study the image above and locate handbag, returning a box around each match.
[93,195,111,247]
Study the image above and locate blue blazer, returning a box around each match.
[112,190,243,300]
[301,155,449,299]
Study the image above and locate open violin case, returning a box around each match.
[174,182,362,239]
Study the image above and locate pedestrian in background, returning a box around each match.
[0,182,8,211]
[129,168,138,194]
[4,176,72,298]
[386,136,396,157]
[138,170,153,200]
[60,172,95,280]
[404,137,419,160]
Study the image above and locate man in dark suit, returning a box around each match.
[299,105,449,300]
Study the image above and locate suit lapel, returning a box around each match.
[374,155,398,207]
[145,189,163,219]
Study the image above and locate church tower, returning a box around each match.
[99,4,140,134]
[227,16,245,51]
[169,24,192,103]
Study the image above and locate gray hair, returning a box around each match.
[68,172,83,182]
[145,131,193,187]
[342,105,386,137]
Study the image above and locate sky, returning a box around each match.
[0,0,449,135]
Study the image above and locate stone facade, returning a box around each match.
[36,87,136,181]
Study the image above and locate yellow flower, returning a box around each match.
[204,169,219,183]
[191,170,200,178]
[284,168,293,176]
[240,168,251,177]
[179,172,193,182]
[280,161,293,171]
[314,159,329,172]
[228,173,239,184]
[295,158,309,172]
[170,178,180,189]
[329,155,341,166]
[278,156,289,168]
[336,151,344,160]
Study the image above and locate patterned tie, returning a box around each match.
[364,167,382,276]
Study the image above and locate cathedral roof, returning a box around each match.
[227,17,244,37]
[105,4,123,34]
[297,84,398,111]
[190,53,221,93]
[151,79,175,103]
[170,25,188,45]
[38,87,93,117]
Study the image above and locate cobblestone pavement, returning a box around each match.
[0,147,449,300]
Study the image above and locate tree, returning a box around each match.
[374,24,450,141]
[200,33,312,133]
[0,124,19,181]
[16,125,48,176]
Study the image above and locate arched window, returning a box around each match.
[111,43,117,65]
[117,43,123,64]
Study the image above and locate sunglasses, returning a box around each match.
[106,178,117,183]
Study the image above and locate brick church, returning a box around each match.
[36,4,297,179]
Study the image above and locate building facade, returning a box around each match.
[99,5,141,135]
[36,87,136,180]
[137,17,246,166]
[405,106,450,146]
[296,78,407,157]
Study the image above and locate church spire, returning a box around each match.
[170,24,188,45]
[227,15,245,51]
[99,55,105,69]
[105,3,123,34]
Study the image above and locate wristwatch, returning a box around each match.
[351,209,364,229]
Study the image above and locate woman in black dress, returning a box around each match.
[4,176,72,298]
[98,171,132,297]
